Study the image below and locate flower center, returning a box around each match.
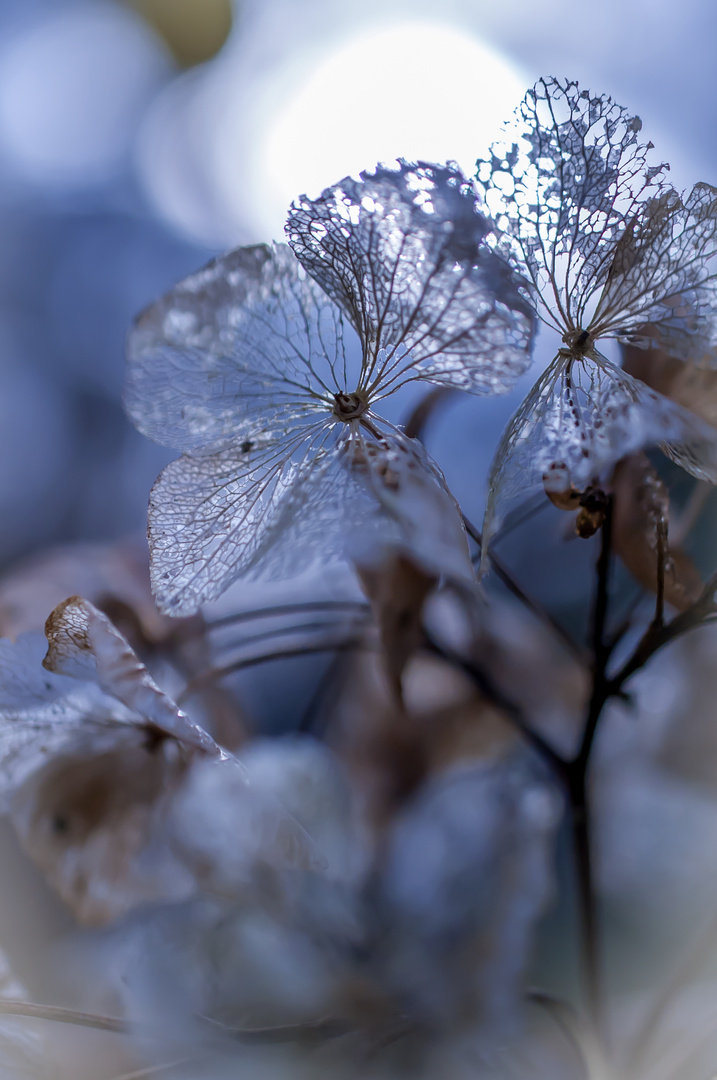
[333,390,370,421]
[562,328,593,355]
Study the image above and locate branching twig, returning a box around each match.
[422,630,567,776]
[463,515,586,664]
[608,569,717,694]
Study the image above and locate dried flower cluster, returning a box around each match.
[2,77,717,1080]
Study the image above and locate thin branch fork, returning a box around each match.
[606,571,717,694]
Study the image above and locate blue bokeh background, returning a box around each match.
[0,0,713,569]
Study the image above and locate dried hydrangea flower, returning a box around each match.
[476,77,717,558]
[126,161,534,614]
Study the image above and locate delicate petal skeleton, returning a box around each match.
[476,77,717,559]
[126,161,534,614]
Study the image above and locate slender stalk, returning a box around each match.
[0,999,130,1034]
[655,518,667,629]
[422,630,567,776]
[576,497,614,773]
[563,499,613,1032]
[178,636,373,702]
[463,515,586,664]
[203,600,370,632]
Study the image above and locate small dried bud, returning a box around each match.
[542,462,581,511]
[575,486,609,538]
[575,507,605,539]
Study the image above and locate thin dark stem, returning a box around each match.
[0,999,351,1047]
[608,569,717,694]
[463,515,586,664]
[203,600,370,632]
[422,630,567,776]
[576,497,614,772]
[0,999,130,1034]
[655,519,667,629]
[402,386,456,440]
[296,648,352,736]
[178,637,372,702]
[566,498,613,1030]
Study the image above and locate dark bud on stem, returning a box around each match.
[575,486,609,539]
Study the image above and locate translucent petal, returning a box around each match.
[477,78,717,345]
[287,160,535,398]
[0,633,139,803]
[147,420,344,614]
[148,416,474,615]
[344,422,476,588]
[125,242,363,451]
[595,182,717,349]
[482,351,717,560]
[169,754,327,895]
[43,596,218,754]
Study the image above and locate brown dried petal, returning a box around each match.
[11,742,193,925]
[623,339,717,429]
[43,596,218,755]
[612,453,703,610]
[357,554,435,701]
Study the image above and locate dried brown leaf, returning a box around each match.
[43,596,217,754]
[612,453,703,611]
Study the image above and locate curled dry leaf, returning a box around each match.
[612,454,703,611]
[43,596,217,754]
[0,599,323,924]
[332,645,518,833]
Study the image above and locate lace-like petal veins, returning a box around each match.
[147,422,347,615]
[477,78,688,336]
[287,160,535,398]
[595,182,717,351]
[481,352,717,562]
[125,242,363,452]
[43,597,218,754]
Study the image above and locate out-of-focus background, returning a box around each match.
[0,0,713,570]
